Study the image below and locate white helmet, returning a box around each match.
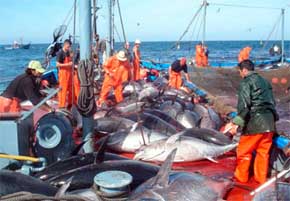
[135,39,141,44]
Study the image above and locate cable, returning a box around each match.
[254,14,282,61]
[114,24,122,42]
[77,60,96,117]
[116,0,127,42]
[171,4,204,50]
[188,10,202,54]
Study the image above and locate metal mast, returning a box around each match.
[92,0,97,39]
[281,8,285,64]
[106,0,113,58]
[79,0,93,139]
[202,0,208,45]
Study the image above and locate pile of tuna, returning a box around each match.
[93,77,236,162]
[1,78,288,200]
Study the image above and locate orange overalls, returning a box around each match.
[73,68,80,103]
[133,46,141,80]
[0,96,21,113]
[201,48,208,67]
[58,55,79,108]
[235,132,274,184]
[114,61,131,103]
[97,55,121,105]
[169,69,182,89]
[238,47,252,63]
[195,45,204,67]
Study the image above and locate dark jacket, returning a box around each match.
[233,72,278,135]
[1,73,43,105]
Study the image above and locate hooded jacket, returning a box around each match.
[233,72,279,135]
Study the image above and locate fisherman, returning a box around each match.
[195,42,208,67]
[123,41,133,63]
[269,134,290,177]
[97,50,130,106]
[57,39,78,110]
[238,46,252,63]
[202,44,209,67]
[168,58,190,89]
[0,60,51,113]
[133,39,141,80]
[72,46,81,104]
[225,59,279,184]
[114,53,132,103]
[99,38,107,64]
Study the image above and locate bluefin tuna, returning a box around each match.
[47,160,160,191]
[182,127,232,145]
[103,126,168,153]
[194,104,217,129]
[134,133,237,162]
[129,149,233,201]
[123,112,178,135]
[94,116,136,134]
[0,170,57,196]
[114,99,146,114]
[35,136,128,181]
[144,109,185,131]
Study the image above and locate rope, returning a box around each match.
[62,3,75,26]
[171,4,204,50]
[114,24,122,42]
[116,0,127,42]
[254,14,282,61]
[77,59,96,117]
[188,10,202,53]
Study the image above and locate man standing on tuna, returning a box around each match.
[97,50,131,107]
[225,59,279,184]
[168,57,190,89]
[133,39,141,80]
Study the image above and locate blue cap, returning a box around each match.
[228,112,237,119]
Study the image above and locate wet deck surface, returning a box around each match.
[33,110,266,201]
[117,152,259,201]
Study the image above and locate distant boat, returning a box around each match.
[4,41,31,50]
[20,43,31,49]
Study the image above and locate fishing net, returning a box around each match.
[53,25,67,42]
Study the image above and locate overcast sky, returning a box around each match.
[0,0,289,44]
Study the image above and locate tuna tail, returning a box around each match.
[70,140,87,156]
[94,136,110,163]
[221,143,238,155]
[55,176,73,197]
[150,148,177,188]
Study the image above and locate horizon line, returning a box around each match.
[1,39,289,45]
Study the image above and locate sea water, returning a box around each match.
[0,40,289,92]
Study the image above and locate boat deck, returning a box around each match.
[116,152,258,201]
[33,107,260,201]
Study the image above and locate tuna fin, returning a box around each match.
[70,140,87,156]
[196,117,202,128]
[151,148,177,187]
[129,120,143,133]
[165,133,182,144]
[130,122,139,132]
[94,136,110,163]
[206,157,218,163]
[55,176,73,197]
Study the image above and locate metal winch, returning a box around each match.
[94,170,133,201]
